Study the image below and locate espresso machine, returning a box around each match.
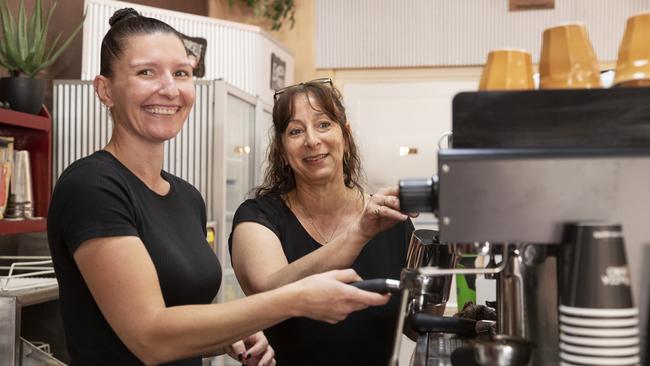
[390,87,650,366]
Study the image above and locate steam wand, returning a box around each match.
[418,246,508,276]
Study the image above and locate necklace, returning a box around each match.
[299,193,352,244]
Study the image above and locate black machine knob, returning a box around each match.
[398,176,438,213]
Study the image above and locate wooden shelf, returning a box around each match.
[0,108,51,132]
[0,106,51,235]
[0,218,46,234]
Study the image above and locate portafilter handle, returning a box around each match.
[349,279,401,294]
[410,313,476,336]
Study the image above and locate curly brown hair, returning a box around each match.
[254,81,364,197]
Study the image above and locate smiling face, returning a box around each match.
[281,92,348,187]
[95,32,195,144]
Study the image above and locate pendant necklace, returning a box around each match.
[300,193,352,244]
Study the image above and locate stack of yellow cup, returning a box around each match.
[479,14,650,91]
[539,23,602,89]
[614,11,650,88]
[479,49,534,91]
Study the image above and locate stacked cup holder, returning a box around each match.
[559,222,640,366]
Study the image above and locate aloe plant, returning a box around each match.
[0,0,84,78]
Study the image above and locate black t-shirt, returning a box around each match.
[229,194,413,366]
[47,151,221,366]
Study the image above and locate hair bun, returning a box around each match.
[109,8,140,27]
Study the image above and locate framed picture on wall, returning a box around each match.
[270,53,286,90]
[179,33,207,78]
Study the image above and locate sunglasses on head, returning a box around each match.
[273,78,333,101]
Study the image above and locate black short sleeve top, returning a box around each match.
[47,151,221,366]
[229,193,413,366]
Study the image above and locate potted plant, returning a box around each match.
[0,0,84,115]
[229,0,295,31]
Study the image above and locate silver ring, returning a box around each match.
[374,207,381,216]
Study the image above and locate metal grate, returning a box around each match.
[0,256,56,293]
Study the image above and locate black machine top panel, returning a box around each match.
[452,88,650,149]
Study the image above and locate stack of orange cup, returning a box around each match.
[539,23,602,89]
[614,11,650,87]
[479,48,535,91]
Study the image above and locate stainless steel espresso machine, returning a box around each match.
[390,87,650,366]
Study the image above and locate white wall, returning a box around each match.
[344,80,476,188]
[317,0,649,68]
[342,78,477,228]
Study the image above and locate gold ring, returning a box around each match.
[374,207,381,216]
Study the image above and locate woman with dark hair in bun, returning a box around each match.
[47,9,389,366]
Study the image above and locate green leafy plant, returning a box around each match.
[229,0,295,31]
[0,0,85,77]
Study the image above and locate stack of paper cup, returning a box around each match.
[559,222,640,366]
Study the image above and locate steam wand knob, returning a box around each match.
[398,176,438,214]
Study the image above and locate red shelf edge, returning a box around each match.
[0,218,47,235]
[0,107,51,132]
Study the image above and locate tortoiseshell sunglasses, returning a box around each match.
[273,78,333,102]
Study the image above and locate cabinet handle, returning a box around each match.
[234,145,251,155]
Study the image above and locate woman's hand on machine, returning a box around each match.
[355,186,413,240]
[226,331,275,366]
[290,269,390,324]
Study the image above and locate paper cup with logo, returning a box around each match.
[539,23,602,89]
[560,222,633,309]
[614,11,650,87]
[479,48,535,90]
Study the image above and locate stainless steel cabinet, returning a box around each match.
[215,84,255,306]
[211,82,273,366]
[1,253,65,366]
